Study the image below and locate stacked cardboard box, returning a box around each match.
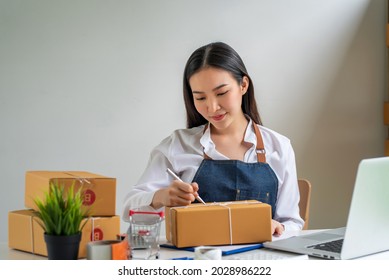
[8,171,120,259]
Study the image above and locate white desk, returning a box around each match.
[2,230,389,260]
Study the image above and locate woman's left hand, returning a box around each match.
[271,220,285,236]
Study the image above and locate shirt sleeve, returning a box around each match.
[273,140,305,231]
[121,136,173,222]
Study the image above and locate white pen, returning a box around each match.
[166,168,206,205]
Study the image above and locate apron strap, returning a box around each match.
[202,121,266,163]
[252,122,266,163]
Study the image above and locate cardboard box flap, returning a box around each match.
[61,171,115,180]
[26,171,114,180]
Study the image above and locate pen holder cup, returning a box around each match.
[126,210,164,260]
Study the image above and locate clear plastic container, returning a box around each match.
[126,209,164,259]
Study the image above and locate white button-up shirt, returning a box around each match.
[122,119,304,231]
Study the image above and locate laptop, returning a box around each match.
[264,157,389,259]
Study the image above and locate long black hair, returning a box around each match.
[183,42,262,128]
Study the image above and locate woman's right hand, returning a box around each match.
[151,180,199,209]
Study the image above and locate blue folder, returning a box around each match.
[161,243,263,259]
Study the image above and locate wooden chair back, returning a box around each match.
[298,179,312,230]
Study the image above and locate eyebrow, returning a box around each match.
[192,83,228,94]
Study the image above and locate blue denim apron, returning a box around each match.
[192,122,279,217]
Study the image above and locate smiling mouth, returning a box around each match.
[211,114,225,121]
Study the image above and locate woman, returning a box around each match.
[123,42,304,235]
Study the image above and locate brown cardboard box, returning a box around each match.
[165,201,272,248]
[25,171,116,216]
[8,209,120,258]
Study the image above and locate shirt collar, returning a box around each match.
[199,124,214,156]
[243,117,257,146]
[199,117,257,158]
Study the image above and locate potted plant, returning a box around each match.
[33,180,90,260]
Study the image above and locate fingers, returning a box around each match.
[166,180,197,206]
[271,220,285,236]
[191,182,199,193]
[191,182,199,197]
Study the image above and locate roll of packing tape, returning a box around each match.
[87,239,129,260]
[194,246,222,260]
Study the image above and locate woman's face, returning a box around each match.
[189,67,249,131]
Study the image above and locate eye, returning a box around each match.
[194,96,206,101]
[217,90,228,96]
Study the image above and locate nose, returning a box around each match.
[206,96,220,113]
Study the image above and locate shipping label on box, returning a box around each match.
[8,209,121,258]
[165,200,272,248]
[25,171,116,216]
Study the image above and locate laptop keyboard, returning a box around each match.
[308,239,344,253]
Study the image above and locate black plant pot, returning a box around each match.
[44,232,82,260]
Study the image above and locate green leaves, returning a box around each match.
[34,180,89,236]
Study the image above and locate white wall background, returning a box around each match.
[0,0,386,243]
